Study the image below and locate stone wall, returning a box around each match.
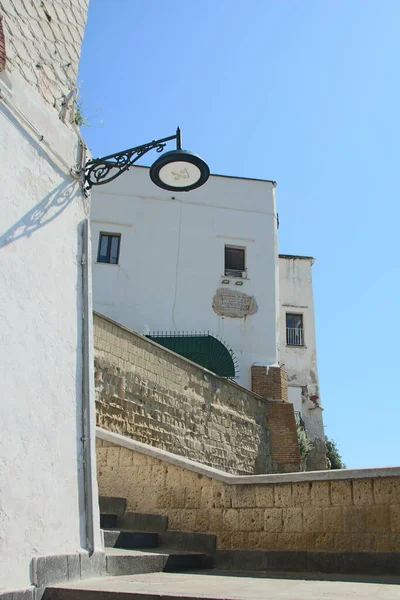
[94,312,301,475]
[1,0,88,118]
[97,431,400,556]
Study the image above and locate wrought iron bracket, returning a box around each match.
[83,128,182,194]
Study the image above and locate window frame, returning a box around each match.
[224,245,246,278]
[286,312,304,346]
[97,232,121,265]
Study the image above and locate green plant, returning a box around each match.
[74,100,89,127]
[325,436,346,469]
[297,426,314,460]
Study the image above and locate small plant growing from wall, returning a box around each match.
[297,426,314,470]
[74,100,89,127]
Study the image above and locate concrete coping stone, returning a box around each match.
[97,428,400,484]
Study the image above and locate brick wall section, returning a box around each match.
[94,312,301,475]
[0,14,6,70]
[251,366,288,402]
[267,402,301,473]
[0,0,88,114]
[97,437,400,553]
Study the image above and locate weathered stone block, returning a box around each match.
[365,505,391,532]
[150,465,166,487]
[390,505,400,532]
[165,465,182,487]
[373,478,400,505]
[264,508,283,532]
[96,447,108,467]
[167,509,184,530]
[222,509,240,532]
[343,506,366,533]
[350,533,377,552]
[107,447,120,467]
[276,533,297,550]
[375,533,397,552]
[209,509,223,531]
[310,481,331,507]
[330,480,352,506]
[239,509,264,532]
[213,485,232,508]
[132,451,148,467]
[302,507,323,533]
[274,484,292,507]
[282,508,303,533]
[194,509,210,532]
[185,488,201,509]
[170,487,186,509]
[254,486,274,508]
[231,485,256,508]
[323,507,344,533]
[247,532,278,550]
[291,482,310,506]
[155,488,171,509]
[314,533,335,551]
[352,479,373,505]
[200,485,214,509]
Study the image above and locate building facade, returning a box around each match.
[91,165,280,390]
[279,255,326,470]
[91,165,325,470]
[0,0,101,591]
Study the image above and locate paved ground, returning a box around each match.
[55,570,400,599]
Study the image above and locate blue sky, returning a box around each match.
[79,0,400,469]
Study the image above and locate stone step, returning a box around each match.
[104,529,159,549]
[42,570,400,600]
[159,531,217,556]
[117,511,168,533]
[99,496,126,516]
[100,513,118,528]
[163,551,213,572]
[105,548,168,577]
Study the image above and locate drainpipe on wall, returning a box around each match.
[81,218,95,555]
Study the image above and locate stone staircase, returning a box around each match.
[101,495,215,576]
[40,495,400,600]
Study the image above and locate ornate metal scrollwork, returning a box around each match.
[84,131,180,193]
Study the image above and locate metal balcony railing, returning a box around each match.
[286,327,304,346]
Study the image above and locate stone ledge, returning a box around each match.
[214,550,400,575]
[97,428,400,485]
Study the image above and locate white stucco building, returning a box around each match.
[279,255,326,470]
[91,164,326,469]
[91,165,279,390]
[0,1,101,592]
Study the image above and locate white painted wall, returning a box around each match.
[279,256,325,460]
[0,0,101,589]
[91,167,279,389]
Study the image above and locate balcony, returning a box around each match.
[286,327,304,346]
[224,268,246,279]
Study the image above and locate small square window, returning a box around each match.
[225,246,246,278]
[286,313,304,346]
[97,233,121,264]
